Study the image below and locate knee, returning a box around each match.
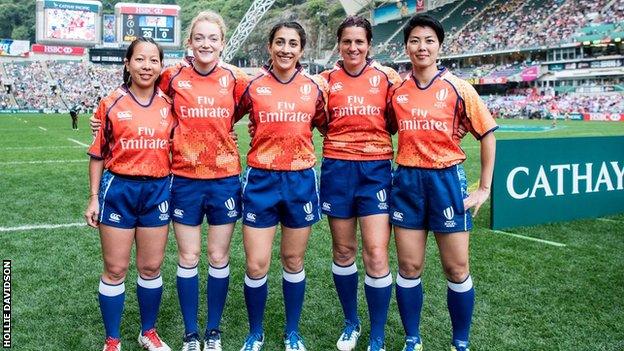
[281,252,304,273]
[398,261,424,279]
[102,265,128,284]
[363,247,389,276]
[246,259,270,278]
[178,249,201,268]
[443,264,469,283]
[137,263,162,279]
[332,244,356,266]
[207,247,229,268]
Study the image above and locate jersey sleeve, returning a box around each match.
[158,66,176,96]
[377,64,403,87]
[311,74,329,135]
[231,66,251,123]
[455,78,498,139]
[87,99,109,159]
[385,83,399,135]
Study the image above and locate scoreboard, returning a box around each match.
[114,3,181,48]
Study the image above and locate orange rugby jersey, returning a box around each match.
[321,60,402,160]
[389,68,498,169]
[160,59,250,179]
[238,66,328,171]
[88,86,175,177]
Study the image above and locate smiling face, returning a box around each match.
[268,27,304,76]
[124,41,162,90]
[405,25,441,70]
[339,26,370,73]
[188,20,224,70]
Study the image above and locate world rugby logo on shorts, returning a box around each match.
[225,197,238,218]
[376,189,388,210]
[435,88,449,109]
[303,202,315,221]
[299,84,312,101]
[443,206,456,228]
[369,75,381,93]
[158,201,170,221]
[109,212,121,223]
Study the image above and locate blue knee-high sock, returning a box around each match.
[332,261,359,325]
[364,273,393,342]
[176,265,199,335]
[206,264,230,332]
[98,279,125,339]
[244,274,268,335]
[282,269,306,334]
[137,275,163,333]
[396,274,423,338]
[447,275,475,346]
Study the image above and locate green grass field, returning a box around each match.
[1,114,623,351]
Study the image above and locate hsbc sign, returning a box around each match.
[31,44,84,56]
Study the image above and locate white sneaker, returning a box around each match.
[103,337,121,351]
[138,329,171,351]
[284,331,306,351]
[181,333,201,351]
[336,323,360,351]
[204,330,222,351]
[367,337,386,351]
[240,333,264,351]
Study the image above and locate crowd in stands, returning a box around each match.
[485,90,624,118]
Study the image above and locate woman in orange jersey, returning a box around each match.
[236,21,327,351]
[159,11,249,351]
[90,13,249,351]
[84,37,175,351]
[387,15,497,351]
[319,16,402,351]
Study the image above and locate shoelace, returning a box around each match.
[340,323,359,341]
[104,337,120,351]
[183,340,200,351]
[285,331,304,349]
[243,334,262,351]
[206,330,221,349]
[143,329,163,347]
[404,337,420,351]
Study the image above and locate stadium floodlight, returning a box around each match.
[222,0,276,63]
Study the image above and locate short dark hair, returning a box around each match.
[337,15,373,44]
[268,21,307,49]
[403,14,445,46]
[123,37,163,87]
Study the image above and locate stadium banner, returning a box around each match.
[31,44,85,56]
[0,39,30,57]
[103,14,116,43]
[520,66,539,81]
[582,113,624,122]
[89,47,125,63]
[479,77,507,85]
[491,136,624,229]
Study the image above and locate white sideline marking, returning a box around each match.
[490,230,566,247]
[0,146,83,150]
[0,222,84,232]
[38,126,47,131]
[67,138,89,147]
[0,159,86,165]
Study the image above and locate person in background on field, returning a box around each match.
[70,104,79,130]
[387,14,497,351]
[236,21,327,351]
[84,37,175,351]
[319,15,402,351]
